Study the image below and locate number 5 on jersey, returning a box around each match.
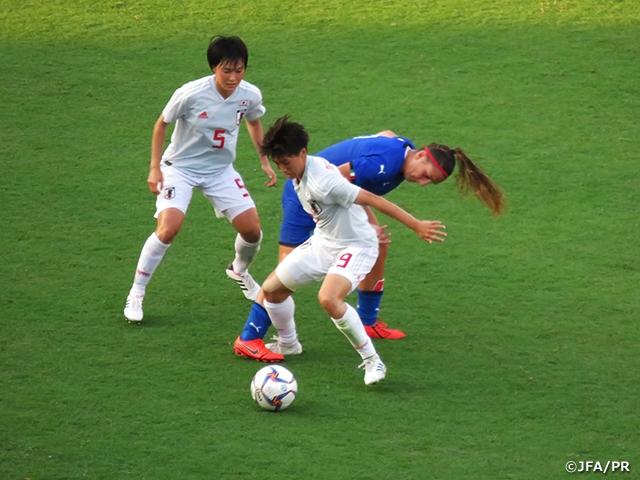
[212,129,225,149]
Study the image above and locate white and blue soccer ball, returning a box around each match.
[251,365,298,412]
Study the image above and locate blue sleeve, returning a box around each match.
[350,154,405,196]
[351,154,394,186]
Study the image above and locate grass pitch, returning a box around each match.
[1,1,639,479]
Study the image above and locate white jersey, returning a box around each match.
[161,75,266,175]
[294,155,378,249]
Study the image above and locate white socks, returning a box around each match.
[263,299,376,359]
[130,233,170,294]
[129,230,260,295]
[264,297,297,344]
[232,231,262,274]
[332,303,376,359]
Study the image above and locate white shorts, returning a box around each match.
[275,236,378,293]
[154,164,256,221]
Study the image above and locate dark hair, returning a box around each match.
[206,35,249,69]
[261,115,310,159]
[426,143,505,215]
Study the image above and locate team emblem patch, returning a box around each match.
[309,200,323,215]
[164,186,176,200]
[236,109,247,125]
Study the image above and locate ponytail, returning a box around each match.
[451,147,505,215]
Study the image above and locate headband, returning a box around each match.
[424,147,450,178]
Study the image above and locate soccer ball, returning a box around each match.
[251,365,298,412]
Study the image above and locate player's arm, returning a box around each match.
[246,118,277,187]
[354,189,446,244]
[148,114,169,195]
[336,162,351,180]
[361,205,392,245]
[375,130,397,138]
[335,164,390,243]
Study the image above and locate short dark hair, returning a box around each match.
[207,35,249,69]
[261,116,309,159]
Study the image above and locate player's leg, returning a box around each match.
[234,269,300,362]
[234,239,322,361]
[319,273,386,385]
[124,167,192,323]
[356,241,406,339]
[319,246,386,385]
[230,207,262,270]
[204,166,262,300]
[235,243,296,341]
[264,237,329,354]
[226,207,263,300]
[262,272,300,352]
[235,179,313,346]
[233,289,285,362]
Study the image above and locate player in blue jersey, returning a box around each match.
[233,130,505,361]
[278,132,424,340]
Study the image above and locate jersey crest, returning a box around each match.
[163,186,176,200]
[236,100,249,125]
[236,109,246,125]
[308,200,323,215]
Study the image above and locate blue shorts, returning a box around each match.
[279,179,316,247]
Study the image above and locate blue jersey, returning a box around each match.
[315,135,414,195]
[279,135,415,246]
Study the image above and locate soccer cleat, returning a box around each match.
[364,320,406,339]
[124,293,144,323]
[234,336,284,362]
[226,264,260,301]
[359,354,387,385]
[265,336,303,355]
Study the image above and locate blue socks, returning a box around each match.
[240,302,272,341]
[356,289,383,327]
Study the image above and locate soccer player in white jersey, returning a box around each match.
[247,116,447,385]
[233,132,505,357]
[123,35,277,323]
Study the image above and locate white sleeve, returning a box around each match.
[244,88,266,122]
[161,86,191,124]
[322,172,361,208]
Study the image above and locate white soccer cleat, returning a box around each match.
[359,354,387,385]
[265,335,303,355]
[124,293,144,323]
[225,264,260,301]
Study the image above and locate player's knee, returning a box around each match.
[317,291,341,318]
[233,209,262,243]
[264,289,291,304]
[240,228,262,244]
[155,224,180,243]
[262,274,291,304]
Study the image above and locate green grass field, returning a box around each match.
[1,1,639,478]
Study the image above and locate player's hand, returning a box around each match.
[262,163,277,187]
[373,224,392,245]
[147,167,163,195]
[415,220,447,244]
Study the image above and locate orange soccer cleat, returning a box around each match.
[364,320,406,340]
[234,336,284,362]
